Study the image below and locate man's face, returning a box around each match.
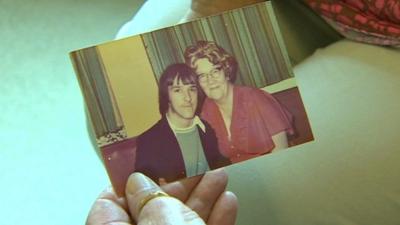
[167,76,198,125]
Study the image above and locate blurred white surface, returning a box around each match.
[116,0,191,38]
[119,1,400,225]
[0,0,143,224]
[3,0,399,224]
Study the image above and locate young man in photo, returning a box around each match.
[135,63,230,183]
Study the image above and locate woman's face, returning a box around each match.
[194,58,230,102]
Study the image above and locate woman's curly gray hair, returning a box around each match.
[184,40,238,82]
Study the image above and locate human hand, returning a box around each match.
[86,169,237,225]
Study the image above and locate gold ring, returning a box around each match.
[138,191,170,213]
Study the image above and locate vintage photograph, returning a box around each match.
[70,1,314,196]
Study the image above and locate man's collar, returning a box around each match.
[166,115,206,134]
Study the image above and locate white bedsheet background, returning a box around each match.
[2,0,399,224]
[0,0,144,224]
[116,1,400,224]
[116,1,400,223]
[116,0,191,38]
[225,40,400,225]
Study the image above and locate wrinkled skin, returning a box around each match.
[86,169,238,225]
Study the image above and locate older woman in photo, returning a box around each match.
[184,40,294,163]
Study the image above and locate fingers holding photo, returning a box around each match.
[126,173,206,225]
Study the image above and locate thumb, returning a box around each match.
[125,173,206,225]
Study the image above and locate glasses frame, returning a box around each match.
[197,66,224,83]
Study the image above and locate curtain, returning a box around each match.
[70,47,126,146]
[141,2,293,88]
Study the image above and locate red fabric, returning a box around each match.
[305,0,400,46]
[102,137,137,197]
[201,86,294,163]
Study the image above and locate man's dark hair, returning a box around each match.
[158,63,202,115]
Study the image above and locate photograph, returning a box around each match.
[70,1,314,196]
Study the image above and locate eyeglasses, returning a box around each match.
[197,66,223,83]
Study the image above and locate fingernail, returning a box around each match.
[126,173,155,195]
[125,173,162,221]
